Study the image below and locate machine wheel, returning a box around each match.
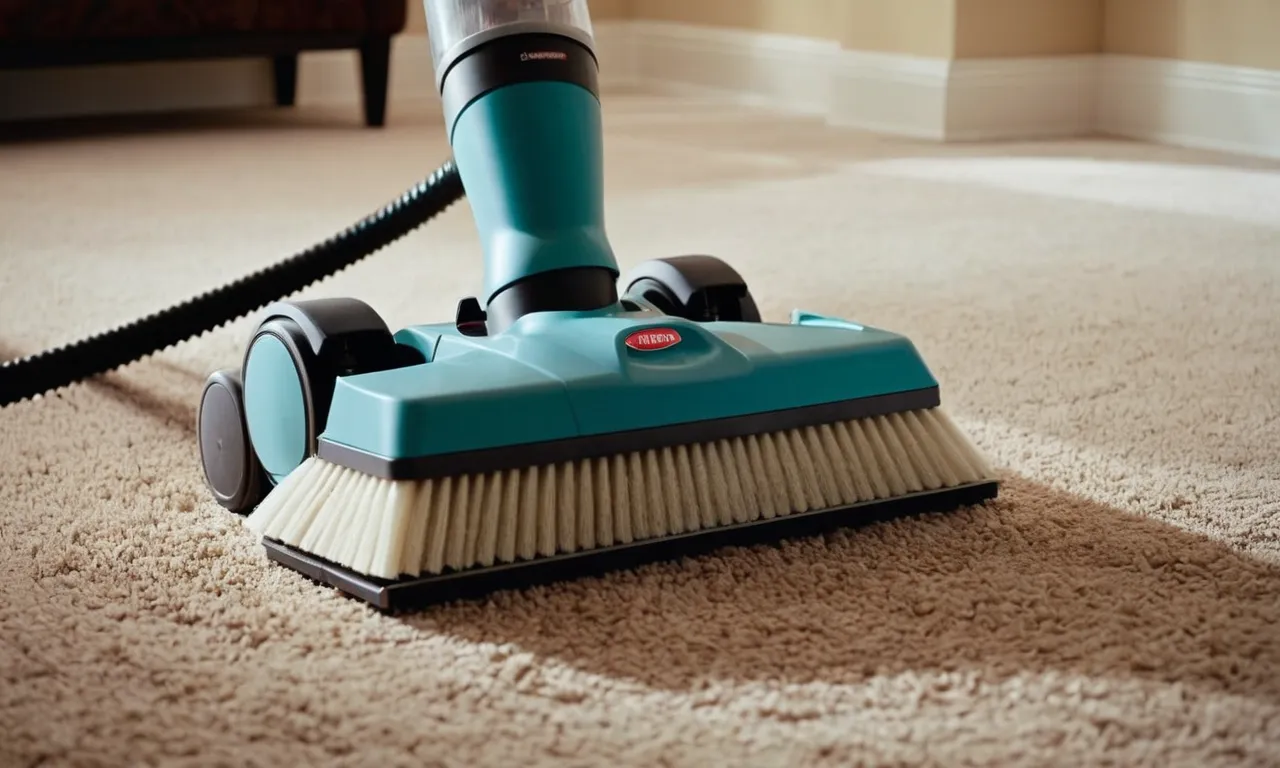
[198,369,267,515]
[239,297,422,486]
[621,255,762,323]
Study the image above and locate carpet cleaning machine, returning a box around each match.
[0,0,999,612]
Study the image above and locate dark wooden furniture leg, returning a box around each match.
[359,37,391,127]
[273,53,298,107]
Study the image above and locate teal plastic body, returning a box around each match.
[450,79,619,304]
[317,303,940,462]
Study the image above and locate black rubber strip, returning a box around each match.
[0,160,465,408]
[317,386,941,480]
[484,266,619,333]
[262,479,1000,612]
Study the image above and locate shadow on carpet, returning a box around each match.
[400,476,1280,707]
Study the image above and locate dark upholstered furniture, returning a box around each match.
[0,0,408,126]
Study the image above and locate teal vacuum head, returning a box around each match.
[193,0,1000,611]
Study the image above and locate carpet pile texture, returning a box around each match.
[2,92,1278,766]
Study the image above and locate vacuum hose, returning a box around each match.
[0,159,465,408]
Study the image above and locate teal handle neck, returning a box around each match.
[449,80,620,305]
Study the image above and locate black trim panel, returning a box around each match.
[263,480,1000,612]
[441,31,599,128]
[316,387,942,480]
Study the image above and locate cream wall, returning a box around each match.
[587,0,635,20]
[841,0,954,57]
[1103,0,1280,69]
[630,0,838,40]
[954,0,1102,58]
[629,0,1090,59]
[629,0,955,55]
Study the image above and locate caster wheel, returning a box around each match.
[621,254,762,323]
[240,297,422,485]
[198,369,266,514]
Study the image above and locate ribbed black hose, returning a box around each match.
[0,159,465,408]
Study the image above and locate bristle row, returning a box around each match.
[245,408,995,580]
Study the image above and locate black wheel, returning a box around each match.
[198,369,267,514]
[239,298,423,486]
[621,255,762,323]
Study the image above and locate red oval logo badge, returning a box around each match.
[625,327,682,352]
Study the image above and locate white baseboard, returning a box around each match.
[627,21,837,116]
[828,50,949,140]
[1097,55,1280,160]
[947,55,1098,141]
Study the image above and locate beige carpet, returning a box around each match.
[2,91,1279,767]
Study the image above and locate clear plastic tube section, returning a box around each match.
[424,0,594,74]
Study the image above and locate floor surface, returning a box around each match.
[2,91,1279,766]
